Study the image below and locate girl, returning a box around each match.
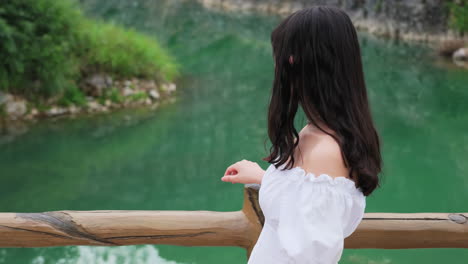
[221,6,381,264]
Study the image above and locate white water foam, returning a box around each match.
[31,245,193,264]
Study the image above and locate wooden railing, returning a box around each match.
[0,185,467,258]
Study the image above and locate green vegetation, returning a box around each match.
[0,0,178,101]
[104,87,124,104]
[448,0,468,34]
[57,86,87,107]
[128,91,148,102]
[77,21,178,81]
[374,0,383,13]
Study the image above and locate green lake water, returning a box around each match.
[1,0,468,263]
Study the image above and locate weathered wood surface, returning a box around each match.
[347,212,468,248]
[0,184,264,256]
[0,185,467,250]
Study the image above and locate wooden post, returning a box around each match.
[0,185,467,251]
[241,184,264,258]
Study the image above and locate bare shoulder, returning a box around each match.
[295,129,349,179]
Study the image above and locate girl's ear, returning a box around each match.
[289,55,294,65]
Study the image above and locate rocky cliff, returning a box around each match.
[197,0,464,42]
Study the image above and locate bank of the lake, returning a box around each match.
[197,0,468,66]
[197,0,468,43]
[0,0,179,124]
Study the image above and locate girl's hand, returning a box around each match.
[221,159,265,184]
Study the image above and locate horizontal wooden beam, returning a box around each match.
[0,186,466,250]
[0,210,252,248]
[346,212,468,248]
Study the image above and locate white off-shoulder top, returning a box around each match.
[247,163,366,264]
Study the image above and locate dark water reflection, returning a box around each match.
[0,0,467,263]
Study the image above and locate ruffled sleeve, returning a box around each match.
[276,169,363,264]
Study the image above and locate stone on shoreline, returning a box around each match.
[5,99,27,120]
[46,106,68,117]
[68,105,79,114]
[82,74,113,97]
[0,91,13,106]
[2,77,176,123]
[438,40,466,58]
[197,0,468,43]
[161,83,176,94]
[123,87,135,97]
[148,89,160,100]
[453,48,467,61]
[140,80,157,91]
[87,101,101,112]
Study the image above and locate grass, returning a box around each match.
[0,0,178,104]
[57,86,87,107]
[104,88,125,104]
[76,20,179,82]
[128,91,148,102]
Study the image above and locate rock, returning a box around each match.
[199,0,454,42]
[30,108,39,116]
[145,98,152,105]
[168,83,176,93]
[82,74,113,96]
[124,80,132,88]
[87,101,101,111]
[105,99,112,107]
[5,99,27,119]
[140,80,157,91]
[438,40,466,57]
[453,48,467,61]
[68,105,79,114]
[46,107,68,117]
[24,108,39,120]
[0,91,13,106]
[161,83,176,93]
[148,89,160,100]
[122,87,134,97]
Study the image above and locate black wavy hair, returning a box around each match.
[263,6,382,196]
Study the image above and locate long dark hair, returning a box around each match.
[263,6,382,196]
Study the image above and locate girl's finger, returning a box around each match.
[223,165,233,175]
[221,175,237,183]
[224,165,238,176]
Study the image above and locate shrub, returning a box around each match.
[0,0,178,102]
[76,21,178,82]
[448,0,468,34]
[128,91,148,102]
[0,0,81,97]
[58,86,87,107]
[105,87,124,104]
